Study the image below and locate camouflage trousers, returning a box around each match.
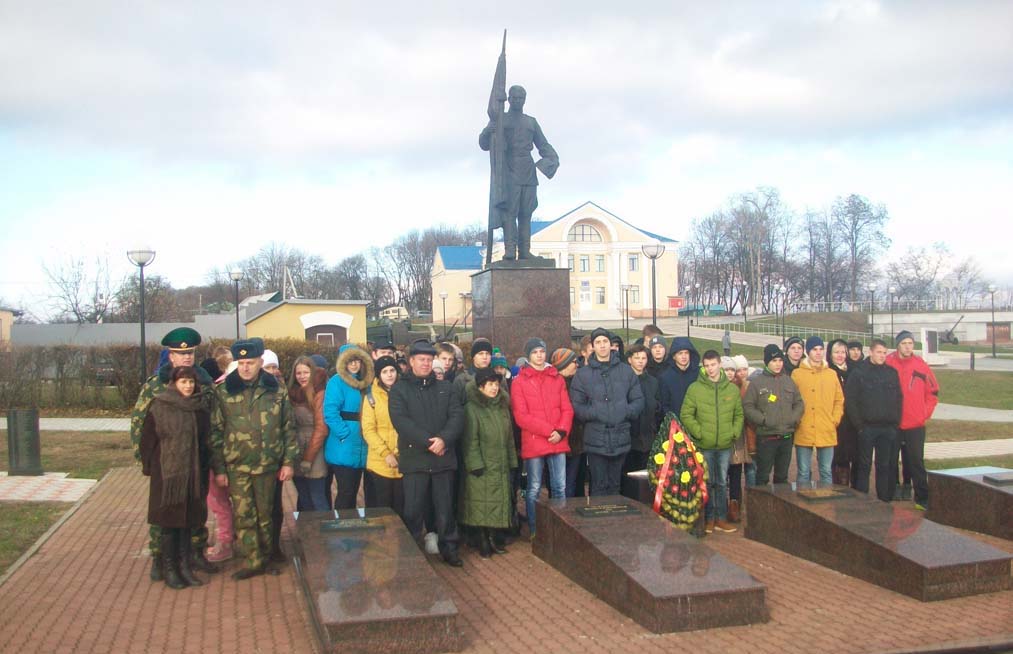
[227,469,276,571]
[148,462,210,556]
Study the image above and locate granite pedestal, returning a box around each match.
[745,484,1012,601]
[471,266,571,362]
[927,467,1013,541]
[291,508,461,654]
[533,496,768,633]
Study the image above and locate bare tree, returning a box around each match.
[886,243,949,303]
[109,274,184,322]
[42,256,117,323]
[833,194,890,303]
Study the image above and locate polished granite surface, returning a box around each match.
[927,468,1013,541]
[292,508,460,654]
[534,496,767,632]
[471,267,571,362]
[746,484,1012,601]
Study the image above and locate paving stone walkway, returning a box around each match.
[0,472,95,502]
[1,466,1010,653]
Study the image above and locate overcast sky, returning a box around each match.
[1,1,1012,317]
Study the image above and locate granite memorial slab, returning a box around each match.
[533,496,768,633]
[745,483,1012,601]
[291,508,461,654]
[470,267,571,362]
[927,467,1013,541]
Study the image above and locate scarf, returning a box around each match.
[149,386,203,509]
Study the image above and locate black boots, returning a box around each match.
[177,532,203,587]
[478,529,493,559]
[190,543,220,574]
[150,556,163,582]
[160,531,186,590]
[489,529,508,555]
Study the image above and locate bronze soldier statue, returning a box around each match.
[480,34,559,262]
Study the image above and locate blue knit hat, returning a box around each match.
[805,336,825,353]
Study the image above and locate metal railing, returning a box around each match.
[705,320,889,344]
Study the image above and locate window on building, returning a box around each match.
[595,287,605,304]
[629,254,639,272]
[630,285,640,305]
[579,255,590,272]
[595,255,605,272]
[569,287,575,306]
[567,255,574,272]
[568,223,603,242]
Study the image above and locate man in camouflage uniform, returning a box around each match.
[130,327,219,581]
[210,338,299,580]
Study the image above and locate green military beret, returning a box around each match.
[161,327,201,351]
[231,338,265,360]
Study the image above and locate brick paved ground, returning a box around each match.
[1,467,1010,654]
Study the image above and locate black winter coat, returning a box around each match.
[632,372,660,453]
[388,371,464,474]
[570,353,645,457]
[845,361,902,431]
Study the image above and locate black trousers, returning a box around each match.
[587,453,625,496]
[856,425,896,502]
[753,435,793,485]
[565,453,588,498]
[363,470,405,520]
[893,427,928,504]
[403,470,459,553]
[728,463,743,501]
[329,465,364,510]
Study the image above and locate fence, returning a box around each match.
[706,320,891,345]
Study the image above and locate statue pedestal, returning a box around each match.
[471,266,571,362]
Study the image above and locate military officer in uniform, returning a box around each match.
[130,327,219,581]
[210,338,299,580]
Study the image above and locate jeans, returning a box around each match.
[753,435,794,485]
[894,427,928,504]
[795,445,834,485]
[856,425,896,502]
[565,453,588,498]
[525,454,566,534]
[702,448,732,521]
[363,470,405,520]
[587,453,625,497]
[293,476,329,512]
[329,465,364,509]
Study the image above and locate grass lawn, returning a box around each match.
[0,430,135,479]
[925,454,1013,471]
[0,502,70,573]
[926,420,1013,442]
[934,370,1013,410]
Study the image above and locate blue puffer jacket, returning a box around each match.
[659,336,700,419]
[569,352,645,457]
[323,345,375,469]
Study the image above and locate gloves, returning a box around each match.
[470,468,485,477]
[299,460,312,476]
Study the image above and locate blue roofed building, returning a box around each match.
[432,201,681,324]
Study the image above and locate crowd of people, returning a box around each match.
[131,321,939,589]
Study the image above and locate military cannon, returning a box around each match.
[939,314,965,345]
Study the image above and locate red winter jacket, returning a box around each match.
[510,364,574,459]
[885,352,940,429]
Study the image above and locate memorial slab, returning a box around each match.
[291,508,462,654]
[533,496,768,633]
[746,484,1012,601]
[927,467,1013,541]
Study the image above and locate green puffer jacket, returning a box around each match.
[130,363,215,461]
[210,369,299,475]
[458,382,517,529]
[680,368,744,451]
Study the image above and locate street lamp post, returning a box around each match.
[439,290,449,339]
[127,248,156,382]
[778,284,787,337]
[621,284,630,336]
[641,243,665,327]
[230,270,244,339]
[989,284,997,358]
[888,285,897,339]
[685,285,692,337]
[867,283,877,341]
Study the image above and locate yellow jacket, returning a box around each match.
[791,358,844,447]
[361,379,402,479]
